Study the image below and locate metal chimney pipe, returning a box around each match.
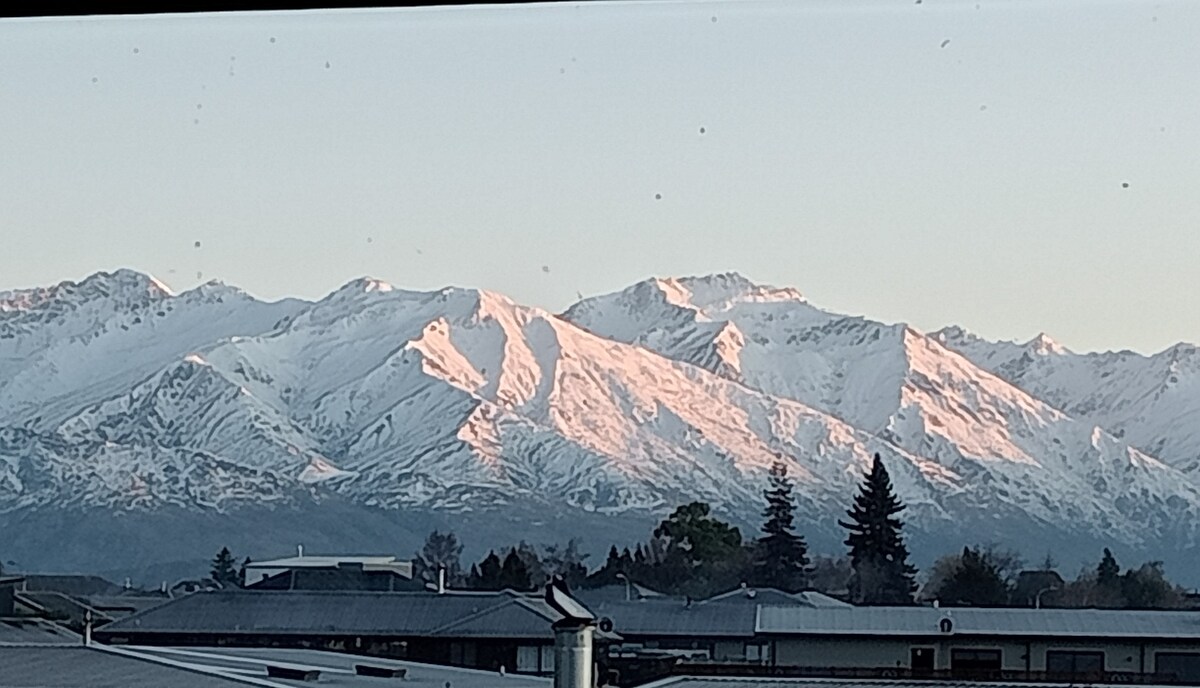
[84,611,93,646]
[553,620,595,688]
[297,544,304,557]
[437,567,446,595]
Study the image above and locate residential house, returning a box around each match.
[94,588,611,675]
[243,555,423,591]
[756,605,1200,682]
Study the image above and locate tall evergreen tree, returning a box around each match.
[618,547,634,572]
[1097,548,1121,588]
[750,460,811,592]
[499,548,534,591]
[210,547,239,588]
[474,551,503,590]
[838,454,918,605]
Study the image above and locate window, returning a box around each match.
[1157,653,1200,682]
[746,644,770,662]
[1047,651,1104,675]
[951,649,1002,674]
[517,646,539,673]
[540,646,555,673]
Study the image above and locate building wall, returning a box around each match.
[773,636,1200,674]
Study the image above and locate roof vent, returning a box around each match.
[355,664,406,678]
[267,665,320,681]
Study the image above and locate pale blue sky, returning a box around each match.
[1,0,1197,354]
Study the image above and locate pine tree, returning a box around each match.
[585,546,622,588]
[467,563,482,588]
[475,551,503,590]
[1098,548,1121,588]
[499,548,534,591]
[210,547,239,588]
[619,547,634,572]
[838,454,918,605]
[750,460,811,592]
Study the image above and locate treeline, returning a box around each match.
[419,455,919,603]
[205,454,1190,609]
[413,455,1191,608]
[923,545,1186,609]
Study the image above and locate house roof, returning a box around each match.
[96,589,569,639]
[755,606,1200,639]
[0,616,80,645]
[18,574,123,597]
[246,556,413,577]
[639,680,1179,688]
[575,583,667,606]
[0,646,254,688]
[16,591,111,624]
[586,600,759,638]
[701,588,851,608]
[131,645,551,687]
[0,644,551,688]
[84,594,171,617]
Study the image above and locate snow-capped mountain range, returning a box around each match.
[2,270,1198,579]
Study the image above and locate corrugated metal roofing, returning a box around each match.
[132,646,551,688]
[700,589,851,609]
[0,616,80,644]
[642,680,1181,688]
[0,646,253,687]
[756,606,1200,638]
[587,601,758,638]
[96,590,562,639]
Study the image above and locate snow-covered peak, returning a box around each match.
[1026,332,1067,356]
[661,272,806,312]
[0,269,170,314]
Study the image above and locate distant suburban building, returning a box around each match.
[94,588,612,675]
[588,587,852,665]
[0,576,82,645]
[755,605,1200,683]
[242,554,422,591]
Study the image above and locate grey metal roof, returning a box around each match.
[576,584,667,606]
[756,606,1200,639]
[700,589,851,609]
[84,594,171,616]
[0,616,81,644]
[131,646,551,688]
[0,646,254,687]
[640,680,1180,688]
[587,600,759,638]
[97,590,562,639]
[20,574,123,597]
[18,591,111,623]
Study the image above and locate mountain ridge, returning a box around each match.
[2,269,1200,580]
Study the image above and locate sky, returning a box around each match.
[1,0,1197,354]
